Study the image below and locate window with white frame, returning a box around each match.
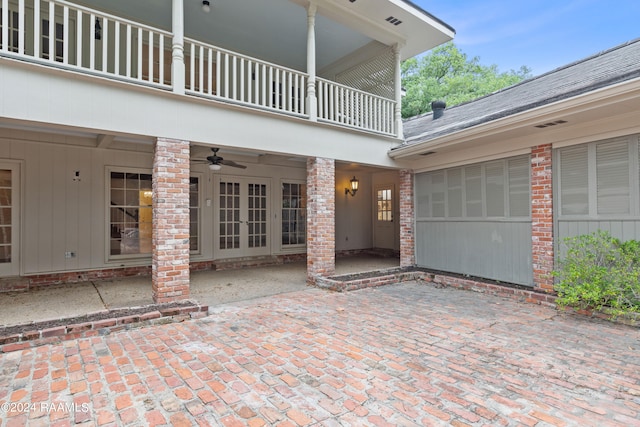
[416,155,530,219]
[109,171,200,257]
[282,182,306,246]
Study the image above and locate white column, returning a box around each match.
[172,0,185,94]
[306,2,318,120]
[394,44,403,139]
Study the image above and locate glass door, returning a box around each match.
[0,163,19,276]
[215,176,270,258]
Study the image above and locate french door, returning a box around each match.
[215,176,270,258]
[0,163,19,276]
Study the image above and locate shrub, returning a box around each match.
[553,230,640,318]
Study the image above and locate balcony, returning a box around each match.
[0,0,400,137]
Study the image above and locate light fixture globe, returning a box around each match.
[208,163,221,171]
[202,0,211,13]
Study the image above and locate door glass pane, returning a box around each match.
[248,183,267,248]
[282,183,305,246]
[0,170,11,263]
[219,180,241,249]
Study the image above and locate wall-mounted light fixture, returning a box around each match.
[94,17,102,40]
[202,0,211,13]
[345,176,359,197]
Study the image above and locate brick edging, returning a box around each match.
[315,268,557,306]
[0,303,209,353]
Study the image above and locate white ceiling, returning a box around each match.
[73,0,454,72]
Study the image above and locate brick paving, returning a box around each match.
[1,281,639,426]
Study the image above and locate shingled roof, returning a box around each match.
[400,38,640,146]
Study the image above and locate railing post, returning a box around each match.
[306,2,317,121]
[394,43,403,139]
[172,0,185,94]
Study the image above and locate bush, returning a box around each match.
[553,230,640,318]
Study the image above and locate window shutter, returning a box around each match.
[485,161,505,217]
[415,173,431,218]
[447,168,462,217]
[431,171,445,217]
[559,145,589,215]
[508,156,530,217]
[465,165,482,217]
[596,139,630,215]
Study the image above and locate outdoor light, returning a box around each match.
[345,176,359,197]
[208,163,221,171]
[202,0,211,13]
[94,17,102,40]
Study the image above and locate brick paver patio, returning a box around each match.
[1,282,639,426]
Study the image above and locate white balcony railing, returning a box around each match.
[317,78,396,135]
[184,38,308,117]
[0,0,171,89]
[0,0,397,136]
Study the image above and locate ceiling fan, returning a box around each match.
[195,147,247,170]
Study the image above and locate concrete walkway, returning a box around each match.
[0,282,639,426]
[0,256,400,327]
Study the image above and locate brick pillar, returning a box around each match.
[306,157,335,283]
[399,169,415,267]
[152,137,190,303]
[531,144,554,292]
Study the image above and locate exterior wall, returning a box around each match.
[152,138,190,302]
[0,130,315,278]
[336,170,373,252]
[398,169,414,267]
[414,155,533,286]
[554,134,640,254]
[531,144,554,292]
[307,157,335,281]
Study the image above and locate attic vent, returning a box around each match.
[385,16,403,26]
[419,151,436,156]
[534,119,568,129]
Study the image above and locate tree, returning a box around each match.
[401,42,532,118]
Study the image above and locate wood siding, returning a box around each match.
[416,220,533,286]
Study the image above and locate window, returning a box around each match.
[0,9,19,53]
[377,188,393,221]
[110,172,152,256]
[189,177,200,252]
[0,169,12,263]
[282,183,306,246]
[109,171,200,257]
[415,155,530,219]
[42,19,64,62]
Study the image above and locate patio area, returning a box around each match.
[0,255,400,328]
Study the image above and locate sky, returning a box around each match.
[414,0,640,76]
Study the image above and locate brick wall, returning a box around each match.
[399,169,415,267]
[531,144,554,292]
[152,138,191,303]
[306,157,335,282]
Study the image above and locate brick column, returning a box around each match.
[531,144,554,292]
[152,137,190,303]
[399,169,415,267]
[306,157,335,283]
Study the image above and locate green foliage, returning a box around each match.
[553,230,640,318]
[401,42,532,118]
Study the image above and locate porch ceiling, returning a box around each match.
[72,0,453,72]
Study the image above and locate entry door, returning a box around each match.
[373,184,396,250]
[0,163,19,276]
[215,176,270,258]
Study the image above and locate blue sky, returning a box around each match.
[415,0,640,76]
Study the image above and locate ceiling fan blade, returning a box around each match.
[220,159,247,169]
